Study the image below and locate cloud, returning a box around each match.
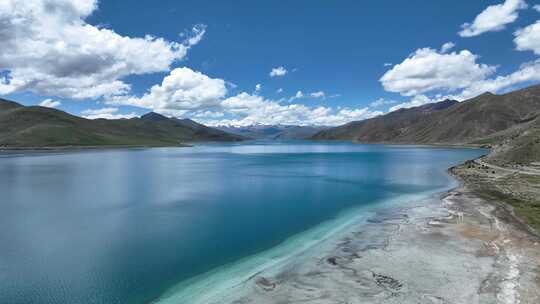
[388,95,436,112]
[0,0,205,99]
[193,110,224,118]
[310,91,326,99]
[39,99,61,108]
[255,83,262,92]
[276,88,283,94]
[384,31,540,113]
[535,5,540,12]
[387,59,540,112]
[457,59,540,99]
[369,98,397,107]
[269,66,288,77]
[383,63,393,67]
[459,0,527,37]
[288,90,329,102]
[103,64,381,126]
[380,47,496,96]
[514,21,540,55]
[440,42,455,53]
[208,92,382,127]
[108,67,227,115]
[81,107,138,120]
[288,90,304,102]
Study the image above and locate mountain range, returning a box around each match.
[312,84,540,163]
[2,83,540,161]
[218,125,328,140]
[0,99,244,148]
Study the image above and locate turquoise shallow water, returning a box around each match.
[0,141,485,304]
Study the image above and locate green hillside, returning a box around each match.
[0,100,244,148]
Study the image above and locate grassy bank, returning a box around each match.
[451,159,540,234]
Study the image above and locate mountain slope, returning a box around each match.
[0,98,21,111]
[481,116,540,164]
[311,99,458,142]
[272,126,328,140]
[219,125,327,140]
[0,100,244,147]
[312,84,540,145]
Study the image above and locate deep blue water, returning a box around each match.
[0,141,485,304]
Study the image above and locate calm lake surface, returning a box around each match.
[0,141,485,304]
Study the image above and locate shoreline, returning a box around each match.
[447,168,540,303]
[450,163,540,240]
[153,189,450,304]
[0,144,191,152]
[0,140,485,152]
[154,164,540,304]
[331,139,492,150]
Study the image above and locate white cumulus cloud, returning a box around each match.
[387,59,540,112]
[81,107,138,120]
[108,67,227,116]
[103,64,382,126]
[310,91,326,99]
[210,92,382,127]
[269,66,288,77]
[369,98,397,107]
[0,0,205,99]
[193,110,224,119]
[380,47,496,96]
[440,42,455,53]
[288,90,304,102]
[514,21,540,55]
[39,99,61,108]
[459,0,527,37]
[388,95,437,112]
[458,59,540,99]
[288,90,329,102]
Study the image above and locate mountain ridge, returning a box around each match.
[311,84,540,163]
[0,100,244,148]
[218,124,328,140]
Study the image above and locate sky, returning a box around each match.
[1,0,540,126]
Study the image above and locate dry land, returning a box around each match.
[452,159,540,235]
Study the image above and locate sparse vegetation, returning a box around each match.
[453,162,540,234]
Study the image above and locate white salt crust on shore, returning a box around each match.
[154,187,540,304]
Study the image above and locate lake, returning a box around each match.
[0,141,485,304]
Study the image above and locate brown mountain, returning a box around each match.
[479,115,540,164]
[311,99,459,143]
[0,99,244,148]
[312,84,540,143]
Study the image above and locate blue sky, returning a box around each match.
[1,0,540,125]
